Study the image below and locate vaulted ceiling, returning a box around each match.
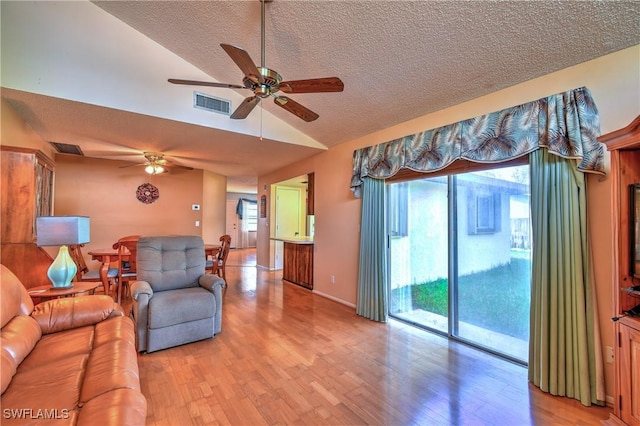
[2,1,639,192]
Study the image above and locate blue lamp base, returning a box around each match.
[47,245,77,288]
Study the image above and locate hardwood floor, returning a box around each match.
[136,248,611,425]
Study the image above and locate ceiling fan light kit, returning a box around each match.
[145,164,165,175]
[119,152,193,175]
[168,0,343,122]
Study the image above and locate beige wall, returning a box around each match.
[53,155,206,250]
[0,98,56,159]
[202,170,228,243]
[257,45,640,401]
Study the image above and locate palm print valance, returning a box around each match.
[351,87,604,196]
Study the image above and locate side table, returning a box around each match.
[28,281,101,301]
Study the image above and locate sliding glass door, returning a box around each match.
[388,177,449,334]
[388,165,531,362]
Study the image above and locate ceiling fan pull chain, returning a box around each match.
[261,0,266,69]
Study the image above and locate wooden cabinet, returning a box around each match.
[1,146,55,288]
[619,321,640,425]
[600,116,640,426]
[306,172,315,215]
[282,242,313,289]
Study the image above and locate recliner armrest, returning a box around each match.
[32,295,121,334]
[130,280,153,300]
[199,274,225,293]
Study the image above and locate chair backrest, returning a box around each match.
[217,235,231,264]
[113,235,140,274]
[68,244,89,280]
[136,235,206,292]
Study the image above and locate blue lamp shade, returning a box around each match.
[36,216,90,288]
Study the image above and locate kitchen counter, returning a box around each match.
[270,236,314,244]
[275,239,314,289]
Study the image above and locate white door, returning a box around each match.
[275,187,301,238]
[225,200,238,248]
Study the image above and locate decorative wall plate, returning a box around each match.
[136,183,159,204]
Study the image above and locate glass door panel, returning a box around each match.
[388,177,449,334]
[453,167,531,361]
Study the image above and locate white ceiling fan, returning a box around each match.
[119,152,194,175]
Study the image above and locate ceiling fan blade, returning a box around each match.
[279,77,344,94]
[168,79,246,90]
[274,96,319,122]
[231,96,261,119]
[163,160,194,171]
[220,44,263,84]
[118,163,146,169]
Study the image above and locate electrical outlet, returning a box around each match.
[195,220,200,227]
[606,346,614,364]
[330,275,335,284]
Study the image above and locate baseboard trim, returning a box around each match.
[313,290,356,309]
[605,395,614,408]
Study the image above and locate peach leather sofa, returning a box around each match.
[0,265,147,425]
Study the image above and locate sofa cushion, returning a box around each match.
[148,287,214,329]
[80,339,140,403]
[1,268,24,328]
[1,350,16,394]
[31,296,118,334]
[93,316,136,348]
[3,353,88,411]
[77,388,147,425]
[19,326,94,372]
[1,315,41,367]
[0,315,41,393]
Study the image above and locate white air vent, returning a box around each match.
[194,92,231,115]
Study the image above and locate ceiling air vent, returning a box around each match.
[194,92,231,116]
[50,142,84,156]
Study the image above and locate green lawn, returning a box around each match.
[391,256,531,340]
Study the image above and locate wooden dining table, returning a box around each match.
[88,247,129,301]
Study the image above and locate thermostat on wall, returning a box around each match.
[192,204,200,211]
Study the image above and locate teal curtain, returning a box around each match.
[356,177,387,322]
[528,149,604,406]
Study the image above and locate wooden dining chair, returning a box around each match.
[112,235,140,304]
[206,235,231,281]
[68,244,118,298]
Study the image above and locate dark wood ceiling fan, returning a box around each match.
[168,0,344,122]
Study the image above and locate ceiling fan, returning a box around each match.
[119,152,194,175]
[168,0,344,122]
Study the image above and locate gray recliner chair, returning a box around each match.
[130,235,225,353]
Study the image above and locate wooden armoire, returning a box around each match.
[600,116,640,426]
[1,146,55,288]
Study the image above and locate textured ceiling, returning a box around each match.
[1,1,639,192]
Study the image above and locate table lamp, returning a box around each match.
[36,216,90,288]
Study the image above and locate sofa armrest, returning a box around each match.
[199,274,224,335]
[129,280,153,352]
[130,280,153,300]
[199,274,225,292]
[32,295,121,335]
